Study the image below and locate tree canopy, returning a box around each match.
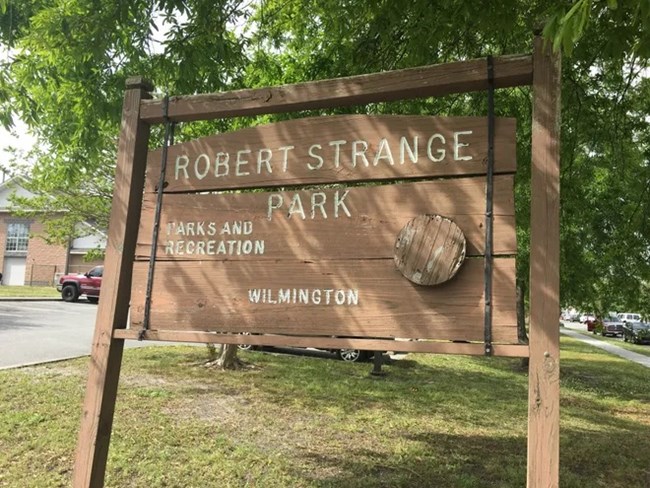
[1,0,649,315]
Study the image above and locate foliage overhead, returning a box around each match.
[0,0,649,314]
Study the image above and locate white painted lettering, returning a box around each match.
[454,130,473,161]
[257,148,273,174]
[307,144,324,170]
[427,134,446,162]
[236,149,251,176]
[278,289,291,303]
[249,289,262,303]
[400,136,418,164]
[215,152,230,177]
[278,145,295,172]
[334,190,351,218]
[267,194,283,220]
[194,154,210,180]
[329,140,347,168]
[373,138,394,166]
[288,193,306,219]
[175,155,189,180]
[299,289,309,304]
[311,192,327,219]
[352,140,370,167]
[247,288,360,306]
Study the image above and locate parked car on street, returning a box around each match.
[591,314,625,337]
[580,313,596,324]
[617,312,642,325]
[622,322,650,344]
[237,333,376,362]
[56,266,103,303]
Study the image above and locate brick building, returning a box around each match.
[0,176,105,286]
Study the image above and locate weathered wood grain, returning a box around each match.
[136,175,516,260]
[73,77,152,488]
[129,258,518,344]
[527,38,561,488]
[144,115,516,192]
[113,329,530,357]
[394,214,466,285]
[140,54,532,123]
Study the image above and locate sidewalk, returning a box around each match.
[560,326,650,369]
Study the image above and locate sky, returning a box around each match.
[0,120,36,176]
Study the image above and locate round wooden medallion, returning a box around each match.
[394,214,467,286]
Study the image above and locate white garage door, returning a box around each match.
[2,256,26,286]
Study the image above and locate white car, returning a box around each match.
[617,313,642,324]
[579,313,595,324]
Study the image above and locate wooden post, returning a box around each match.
[527,37,561,487]
[72,77,152,488]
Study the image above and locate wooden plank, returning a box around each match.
[72,78,152,488]
[136,176,516,260]
[145,115,516,192]
[129,258,519,344]
[527,37,561,488]
[113,329,530,357]
[140,54,533,123]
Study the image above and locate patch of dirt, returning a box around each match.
[17,364,85,379]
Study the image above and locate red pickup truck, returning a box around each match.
[56,266,103,303]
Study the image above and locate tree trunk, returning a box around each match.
[204,343,245,370]
[517,279,530,369]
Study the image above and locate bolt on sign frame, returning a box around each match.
[73,36,560,488]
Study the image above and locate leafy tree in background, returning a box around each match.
[0,0,649,321]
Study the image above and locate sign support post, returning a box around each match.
[71,38,561,488]
[527,36,561,488]
[72,77,152,488]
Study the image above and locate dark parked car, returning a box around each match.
[622,322,650,344]
[237,333,375,362]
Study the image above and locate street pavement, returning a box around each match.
[561,321,650,368]
[0,299,155,369]
[2,300,649,369]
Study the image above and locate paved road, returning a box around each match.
[0,300,153,369]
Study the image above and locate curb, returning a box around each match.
[0,353,91,371]
[0,297,61,302]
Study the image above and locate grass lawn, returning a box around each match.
[1,338,649,487]
[565,326,650,358]
[0,285,60,298]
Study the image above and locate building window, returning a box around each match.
[5,222,30,252]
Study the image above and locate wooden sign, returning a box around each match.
[144,115,516,192]
[74,42,561,488]
[136,175,516,261]
[129,257,517,343]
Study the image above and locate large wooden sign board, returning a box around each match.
[73,37,560,487]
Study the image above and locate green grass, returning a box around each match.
[567,327,650,358]
[1,338,649,487]
[0,285,60,298]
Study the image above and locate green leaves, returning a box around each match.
[1,0,649,314]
